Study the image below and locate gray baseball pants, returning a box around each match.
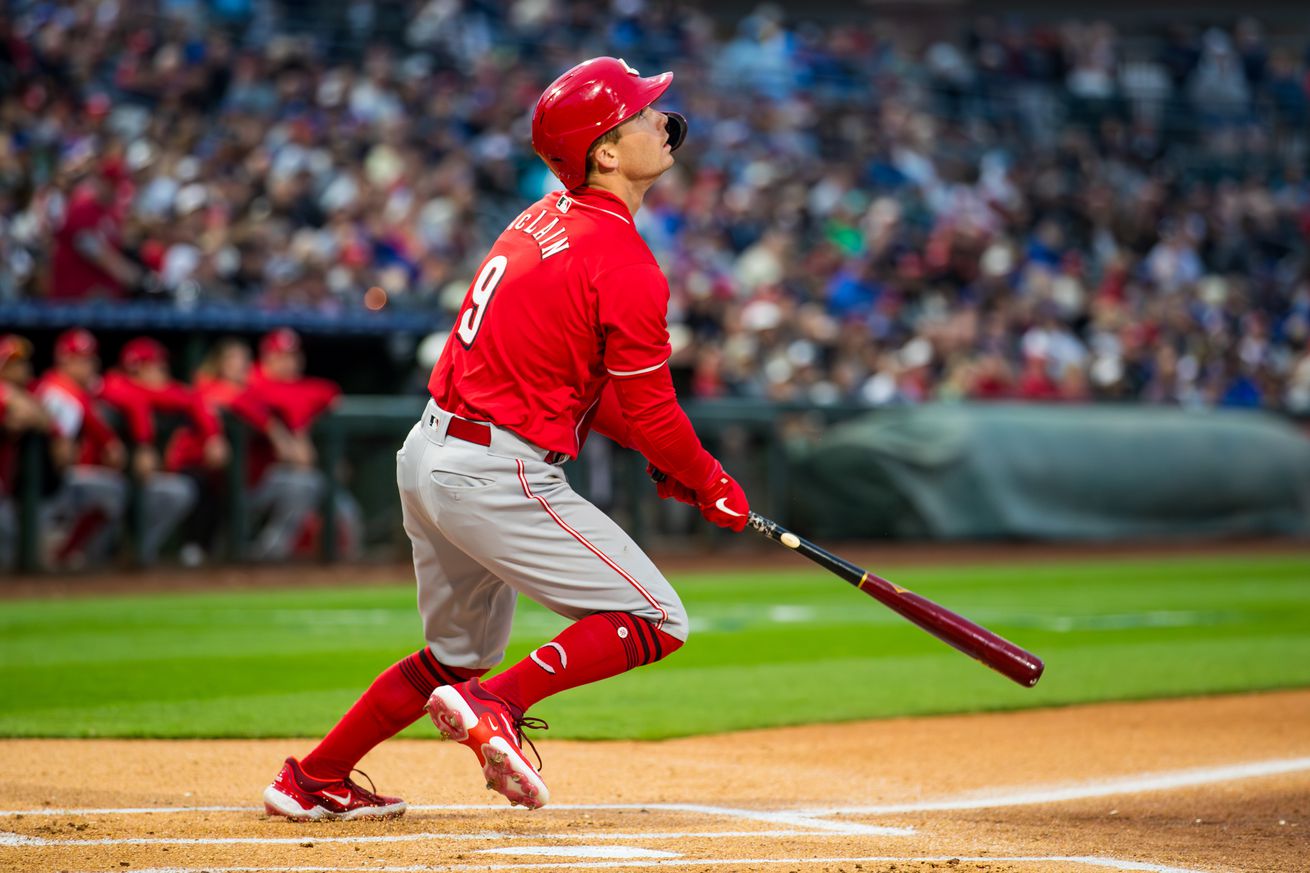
[249,464,324,560]
[48,465,128,561]
[397,400,688,672]
[0,497,14,571]
[139,472,198,565]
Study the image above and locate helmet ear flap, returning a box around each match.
[664,112,688,151]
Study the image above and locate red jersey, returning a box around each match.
[198,368,340,485]
[49,185,126,301]
[247,367,341,432]
[429,187,672,458]
[33,370,120,466]
[165,375,254,472]
[100,371,221,446]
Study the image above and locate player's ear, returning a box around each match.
[591,141,621,174]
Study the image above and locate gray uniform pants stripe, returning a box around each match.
[397,402,688,672]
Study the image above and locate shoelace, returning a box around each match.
[343,768,384,801]
[514,716,550,772]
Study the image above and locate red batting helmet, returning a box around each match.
[531,56,687,190]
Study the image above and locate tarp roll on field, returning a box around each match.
[795,404,1310,539]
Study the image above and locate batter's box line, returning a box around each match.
[0,802,905,837]
[52,856,1217,873]
[0,826,911,848]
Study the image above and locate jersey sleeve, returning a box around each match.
[587,380,634,450]
[596,262,672,378]
[100,375,155,444]
[38,384,84,439]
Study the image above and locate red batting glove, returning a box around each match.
[647,463,698,506]
[696,466,750,532]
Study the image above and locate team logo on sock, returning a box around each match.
[529,642,568,675]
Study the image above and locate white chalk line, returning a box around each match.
[52,857,1213,873]
[4,755,1305,825]
[0,801,900,838]
[0,826,910,848]
[4,757,1297,871]
[796,754,1310,816]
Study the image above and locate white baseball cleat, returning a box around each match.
[426,678,550,809]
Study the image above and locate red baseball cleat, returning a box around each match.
[262,757,406,821]
[426,678,550,809]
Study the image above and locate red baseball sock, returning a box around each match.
[301,648,482,782]
[482,612,683,718]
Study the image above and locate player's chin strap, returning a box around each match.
[665,112,688,151]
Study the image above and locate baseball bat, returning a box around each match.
[745,512,1044,687]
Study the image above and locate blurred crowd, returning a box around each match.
[0,327,361,571]
[2,1,1310,413]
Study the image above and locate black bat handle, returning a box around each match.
[746,512,866,586]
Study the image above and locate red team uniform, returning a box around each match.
[265,56,749,820]
[431,187,673,458]
[33,330,131,566]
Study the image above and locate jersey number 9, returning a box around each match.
[457,255,509,348]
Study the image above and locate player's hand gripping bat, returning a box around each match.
[649,470,1044,687]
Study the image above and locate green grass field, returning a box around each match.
[1,553,1308,740]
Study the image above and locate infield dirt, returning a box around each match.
[2,689,1307,873]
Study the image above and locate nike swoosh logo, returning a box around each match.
[321,790,351,806]
[714,498,744,517]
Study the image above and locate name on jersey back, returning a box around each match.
[510,204,570,260]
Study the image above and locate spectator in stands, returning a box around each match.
[0,334,51,570]
[33,329,128,568]
[47,164,148,301]
[1,4,1308,418]
[97,338,215,565]
[1187,29,1252,128]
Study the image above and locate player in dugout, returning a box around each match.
[0,334,53,571]
[33,329,130,568]
[164,337,255,566]
[264,57,748,819]
[98,338,216,565]
[240,329,363,561]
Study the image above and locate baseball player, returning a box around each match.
[98,338,213,565]
[34,329,130,567]
[244,329,362,561]
[0,334,51,570]
[264,56,747,820]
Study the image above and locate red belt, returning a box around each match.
[446,416,491,447]
[437,411,568,464]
